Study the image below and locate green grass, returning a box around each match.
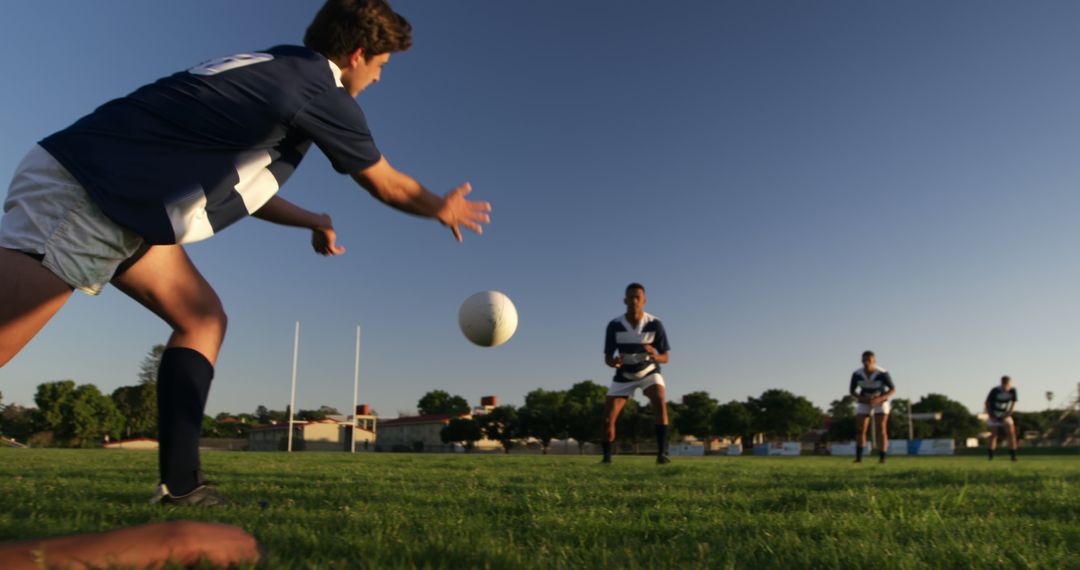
[0,450,1077,569]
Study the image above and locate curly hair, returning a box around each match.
[304,0,412,61]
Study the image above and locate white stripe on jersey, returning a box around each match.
[234,150,279,214]
[166,187,215,244]
[616,330,656,345]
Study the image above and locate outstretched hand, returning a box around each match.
[312,225,346,256]
[437,183,491,242]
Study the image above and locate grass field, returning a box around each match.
[0,450,1077,569]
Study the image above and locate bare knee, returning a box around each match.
[175,297,228,342]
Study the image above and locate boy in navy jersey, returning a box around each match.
[985,376,1018,461]
[0,0,490,505]
[601,283,672,464]
[849,350,896,464]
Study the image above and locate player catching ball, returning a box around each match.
[849,350,896,464]
[0,0,490,505]
[601,283,672,464]
[985,376,1019,461]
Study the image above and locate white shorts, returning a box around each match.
[856,400,891,416]
[0,145,145,295]
[987,416,1014,430]
[607,373,665,398]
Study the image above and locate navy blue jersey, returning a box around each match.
[604,313,670,382]
[986,386,1017,418]
[39,45,381,244]
[849,368,894,398]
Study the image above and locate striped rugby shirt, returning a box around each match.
[39,45,381,245]
[985,386,1017,418]
[849,368,895,398]
[605,312,670,382]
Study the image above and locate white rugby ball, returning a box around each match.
[458,291,518,347]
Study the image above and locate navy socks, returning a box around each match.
[602,441,612,461]
[655,424,669,456]
[157,347,214,496]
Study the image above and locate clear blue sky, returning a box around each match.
[3,1,1080,417]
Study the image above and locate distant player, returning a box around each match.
[601,283,672,464]
[849,350,896,464]
[985,376,1018,461]
[0,0,490,505]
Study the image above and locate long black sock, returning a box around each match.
[1010,448,1017,461]
[602,441,612,460]
[988,448,995,460]
[879,450,886,463]
[655,424,669,456]
[855,445,863,462]
[157,347,214,496]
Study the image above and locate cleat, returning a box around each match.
[656,455,671,465]
[600,457,612,465]
[153,482,232,507]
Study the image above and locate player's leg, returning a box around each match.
[601,396,628,463]
[854,414,869,463]
[643,381,670,463]
[111,245,228,501]
[988,421,998,460]
[874,412,889,463]
[1006,418,1018,461]
[0,249,73,366]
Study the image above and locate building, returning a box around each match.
[376,400,502,453]
[248,406,377,452]
[103,437,158,450]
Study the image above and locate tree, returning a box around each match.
[747,389,823,440]
[911,393,981,440]
[138,344,166,385]
[673,391,718,445]
[714,400,754,447]
[34,381,124,447]
[67,384,125,447]
[417,390,470,415]
[519,389,567,454]
[478,405,520,453]
[255,405,271,423]
[561,380,608,453]
[0,403,34,443]
[440,417,482,451]
[111,383,157,438]
[34,380,77,436]
[826,395,857,442]
[615,399,654,453]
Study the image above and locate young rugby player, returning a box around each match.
[985,376,1018,461]
[601,283,672,464]
[0,0,490,505]
[849,350,896,464]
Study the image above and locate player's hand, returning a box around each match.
[311,223,345,256]
[437,182,491,242]
[167,521,263,567]
[613,356,622,368]
[644,345,658,356]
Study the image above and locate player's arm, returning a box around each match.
[1006,391,1017,417]
[849,375,865,403]
[604,323,621,368]
[352,157,491,242]
[252,196,343,256]
[645,321,671,364]
[643,345,669,364]
[871,375,897,406]
[0,521,261,570]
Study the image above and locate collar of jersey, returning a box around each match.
[327,60,344,88]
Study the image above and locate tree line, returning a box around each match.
[2,347,1076,448]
